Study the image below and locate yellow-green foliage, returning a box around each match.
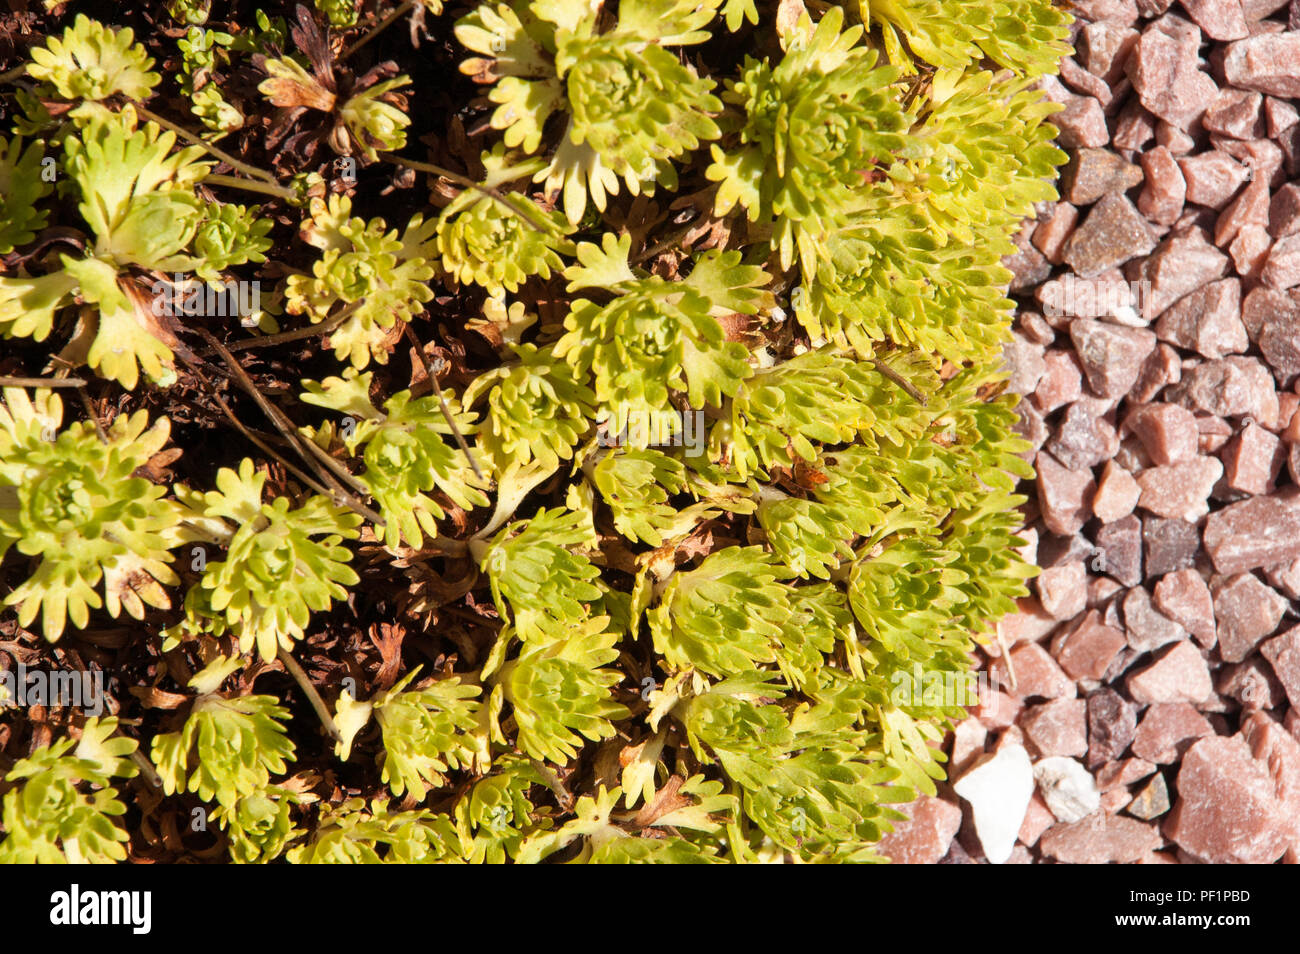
[0,0,1066,864]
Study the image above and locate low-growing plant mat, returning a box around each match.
[0,0,1070,863]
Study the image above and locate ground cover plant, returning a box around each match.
[0,0,1069,863]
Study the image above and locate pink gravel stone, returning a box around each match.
[1216,136,1284,185]
[972,689,1022,731]
[1220,420,1283,495]
[1241,0,1288,20]
[1156,120,1195,155]
[1152,569,1216,644]
[1127,17,1218,128]
[1260,624,1300,707]
[1122,586,1187,653]
[1037,561,1088,621]
[1030,349,1084,413]
[1266,96,1300,136]
[1071,0,1139,21]
[1114,100,1157,151]
[1229,223,1272,277]
[1131,703,1214,763]
[1021,698,1088,758]
[1203,88,1265,140]
[1032,202,1078,263]
[1069,318,1157,399]
[1017,792,1056,847]
[1218,657,1287,710]
[1063,149,1144,206]
[1215,177,1270,246]
[996,596,1061,646]
[1165,735,1290,863]
[1080,20,1140,84]
[1168,356,1278,423]
[1137,145,1187,225]
[1177,152,1252,210]
[1256,289,1300,375]
[1060,57,1115,106]
[1135,456,1224,521]
[1181,0,1250,41]
[1096,757,1157,792]
[1269,182,1300,238]
[1062,194,1158,277]
[1213,572,1288,662]
[990,642,1076,701]
[1046,401,1120,470]
[1002,334,1046,396]
[1261,232,1300,289]
[1239,712,1300,860]
[1036,451,1096,536]
[1126,641,1213,704]
[1131,342,1183,403]
[1265,554,1300,598]
[1142,516,1201,579]
[1086,687,1137,768]
[1223,33,1300,97]
[950,718,988,776]
[1043,77,1111,149]
[1204,493,1300,573]
[1124,402,1200,464]
[1247,285,1300,341]
[1056,611,1129,681]
[878,794,964,864]
[1040,812,1161,863]
[1093,460,1141,523]
[1095,514,1144,587]
[1153,279,1247,359]
[1127,228,1230,320]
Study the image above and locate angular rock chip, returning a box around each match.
[1062,195,1158,278]
[878,795,964,865]
[1153,279,1246,359]
[1165,735,1289,864]
[1040,812,1161,863]
[952,745,1035,865]
[1224,33,1300,97]
[1126,641,1213,704]
[1069,318,1157,399]
[1203,493,1300,573]
[1131,702,1214,763]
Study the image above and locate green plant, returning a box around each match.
[174,460,362,661]
[0,718,139,863]
[150,656,297,808]
[455,0,729,222]
[0,1,1067,864]
[300,369,490,548]
[284,194,436,367]
[0,388,184,642]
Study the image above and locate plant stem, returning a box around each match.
[202,173,298,201]
[342,0,416,60]
[192,328,386,524]
[402,323,484,480]
[136,105,280,185]
[379,151,548,235]
[278,647,342,742]
[0,66,27,84]
[870,357,927,406]
[0,376,87,388]
[222,300,363,352]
